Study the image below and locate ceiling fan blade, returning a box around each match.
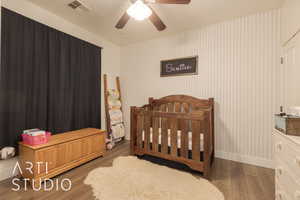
[149,0,191,4]
[115,12,130,29]
[149,7,166,31]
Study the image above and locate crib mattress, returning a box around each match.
[142,129,204,151]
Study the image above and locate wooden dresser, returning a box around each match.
[274,129,300,200]
[19,128,106,186]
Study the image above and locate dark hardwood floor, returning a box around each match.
[0,141,275,200]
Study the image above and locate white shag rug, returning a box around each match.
[84,156,224,200]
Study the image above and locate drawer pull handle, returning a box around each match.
[276,167,283,176]
[277,192,284,200]
[276,143,283,151]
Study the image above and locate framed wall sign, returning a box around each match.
[160,56,198,77]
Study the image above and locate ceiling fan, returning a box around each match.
[115,0,191,31]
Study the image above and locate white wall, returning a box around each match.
[280,0,300,45]
[280,34,300,112]
[279,0,300,112]
[0,0,121,181]
[121,10,280,168]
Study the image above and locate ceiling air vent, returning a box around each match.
[68,0,90,11]
[68,0,82,9]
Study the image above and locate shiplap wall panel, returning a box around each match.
[121,10,280,168]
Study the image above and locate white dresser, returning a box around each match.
[274,129,300,200]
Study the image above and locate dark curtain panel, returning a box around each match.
[47,30,101,133]
[0,9,49,147]
[0,8,101,148]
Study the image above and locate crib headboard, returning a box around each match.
[146,95,214,113]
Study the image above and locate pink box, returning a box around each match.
[22,132,51,146]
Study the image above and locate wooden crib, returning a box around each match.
[130,95,214,178]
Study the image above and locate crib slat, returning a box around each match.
[167,103,174,130]
[182,103,190,113]
[180,119,189,158]
[152,116,159,152]
[159,104,166,131]
[178,102,189,158]
[174,102,181,112]
[160,104,166,112]
[192,120,201,161]
[160,104,168,154]
[180,103,189,130]
[144,115,151,151]
[170,118,178,157]
[168,103,174,112]
[161,117,168,154]
[136,115,144,149]
[182,103,193,133]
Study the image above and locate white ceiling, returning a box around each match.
[26,0,283,46]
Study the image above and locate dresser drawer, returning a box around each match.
[275,133,300,180]
[276,159,300,200]
[276,181,293,200]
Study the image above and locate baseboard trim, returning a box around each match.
[215,151,274,169]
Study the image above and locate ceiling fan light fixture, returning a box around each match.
[127,0,153,21]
